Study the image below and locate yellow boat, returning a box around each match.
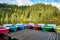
[55,25,60,33]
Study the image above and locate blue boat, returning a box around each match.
[3,24,17,32]
[15,24,25,30]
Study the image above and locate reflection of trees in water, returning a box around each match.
[0,20,60,25]
[0,3,60,25]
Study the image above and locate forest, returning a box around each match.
[0,3,60,25]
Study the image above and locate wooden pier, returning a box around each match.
[6,29,60,40]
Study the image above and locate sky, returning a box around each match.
[0,0,60,10]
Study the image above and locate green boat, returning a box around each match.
[47,24,56,29]
[42,25,54,32]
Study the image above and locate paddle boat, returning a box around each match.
[33,25,41,30]
[47,24,56,31]
[42,25,54,32]
[37,24,46,28]
[47,24,56,29]
[3,24,17,32]
[26,23,35,29]
[55,25,60,33]
[0,26,9,34]
[15,24,25,30]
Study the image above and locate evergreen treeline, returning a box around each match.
[0,3,60,25]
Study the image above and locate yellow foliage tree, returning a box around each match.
[4,14,9,23]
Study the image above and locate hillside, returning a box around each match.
[0,3,60,25]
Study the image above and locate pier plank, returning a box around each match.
[7,29,60,40]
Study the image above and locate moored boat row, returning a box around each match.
[0,23,60,35]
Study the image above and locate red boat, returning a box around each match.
[33,25,41,30]
[0,26,9,34]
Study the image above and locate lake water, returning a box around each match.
[0,21,60,25]
[0,34,17,40]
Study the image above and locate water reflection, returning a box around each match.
[0,34,8,40]
[0,21,59,25]
[0,34,17,40]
